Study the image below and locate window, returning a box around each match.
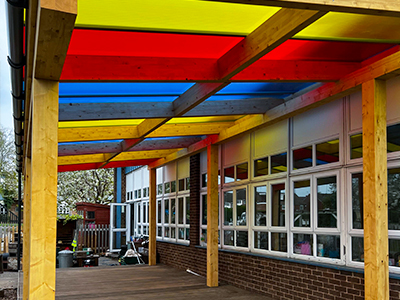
[159,196,190,243]
[224,163,249,183]
[157,184,163,195]
[178,177,190,191]
[223,188,248,248]
[86,211,95,219]
[254,152,287,177]
[165,182,170,194]
[200,193,221,247]
[135,201,149,236]
[252,182,287,253]
[293,138,339,170]
[224,167,234,183]
[292,173,340,260]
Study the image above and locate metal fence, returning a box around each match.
[74,224,109,254]
[0,225,18,253]
[0,204,18,224]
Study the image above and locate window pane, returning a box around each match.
[224,191,233,226]
[271,232,287,252]
[352,173,363,229]
[254,231,268,250]
[316,139,339,165]
[164,227,170,238]
[186,177,190,190]
[143,188,147,198]
[254,157,268,177]
[171,198,176,224]
[236,189,247,226]
[293,234,313,256]
[178,197,184,225]
[293,146,313,169]
[186,196,190,224]
[236,163,248,181]
[164,199,169,224]
[202,194,207,225]
[236,231,248,248]
[178,179,185,191]
[350,133,362,159]
[138,203,141,223]
[138,189,141,198]
[157,200,161,223]
[201,228,207,246]
[387,123,400,153]
[171,227,176,239]
[352,237,364,262]
[171,181,176,193]
[254,186,267,226]
[317,235,340,259]
[179,228,185,240]
[389,168,400,230]
[317,176,337,228]
[157,184,163,195]
[224,230,234,246]
[389,239,400,267]
[293,180,310,227]
[271,183,285,227]
[157,226,162,237]
[271,152,287,173]
[224,166,235,183]
[165,182,170,194]
[202,173,207,188]
[186,228,190,241]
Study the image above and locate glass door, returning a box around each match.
[110,203,131,252]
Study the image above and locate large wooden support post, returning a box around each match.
[22,157,31,300]
[149,168,157,266]
[29,79,59,299]
[362,79,389,300]
[207,144,219,287]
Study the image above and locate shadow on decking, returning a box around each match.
[55,264,269,300]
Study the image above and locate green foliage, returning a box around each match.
[0,128,18,209]
[57,214,83,225]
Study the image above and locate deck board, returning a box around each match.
[55,265,269,299]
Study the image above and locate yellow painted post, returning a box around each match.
[29,79,59,299]
[362,79,389,300]
[148,168,157,266]
[23,156,31,300]
[207,144,219,287]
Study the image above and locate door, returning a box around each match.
[110,203,131,252]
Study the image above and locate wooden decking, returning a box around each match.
[55,264,269,299]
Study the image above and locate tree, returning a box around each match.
[57,169,114,209]
[0,128,18,209]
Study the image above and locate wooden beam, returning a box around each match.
[204,0,400,17]
[22,156,31,300]
[58,149,178,166]
[59,99,283,121]
[35,0,77,80]
[207,144,219,287]
[217,8,326,81]
[61,56,359,82]
[29,79,59,299]
[148,50,400,169]
[362,79,389,300]
[148,168,157,266]
[58,141,123,156]
[58,122,235,143]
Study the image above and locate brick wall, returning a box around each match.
[189,154,200,246]
[156,242,400,300]
[121,167,126,203]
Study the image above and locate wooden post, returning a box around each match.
[4,235,9,254]
[29,79,59,299]
[207,144,219,287]
[362,79,389,300]
[149,168,157,266]
[23,156,31,300]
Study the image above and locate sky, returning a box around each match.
[0,2,13,130]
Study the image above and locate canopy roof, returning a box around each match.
[34,0,400,172]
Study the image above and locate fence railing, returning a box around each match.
[74,224,109,254]
[0,204,18,224]
[0,225,18,253]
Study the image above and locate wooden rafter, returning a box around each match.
[204,0,400,17]
[61,57,360,82]
[149,49,400,168]
[59,98,284,121]
[58,122,235,143]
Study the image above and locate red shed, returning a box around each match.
[75,202,110,226]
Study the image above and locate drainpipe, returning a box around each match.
[6,0,27,173]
